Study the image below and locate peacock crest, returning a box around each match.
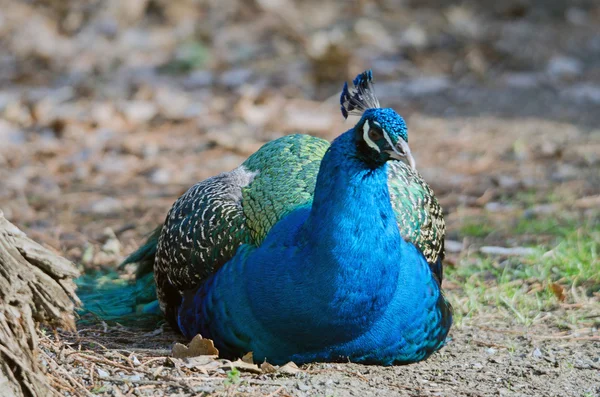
[340,69,381,119]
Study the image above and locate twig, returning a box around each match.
[532,335,600,341]
[98,376,195,393]
[265,386,285,397]
[472,339,509,349]
[70,352,134,372]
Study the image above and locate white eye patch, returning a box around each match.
[362,122,381,153]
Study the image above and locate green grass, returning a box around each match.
[224,368,241,386]
[460,221,495,238]
[448,220,599,326]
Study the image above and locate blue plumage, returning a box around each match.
[86,70,452,366]
[177,129,450,364]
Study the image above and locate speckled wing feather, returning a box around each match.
[154,167,257,322]
[387,161,445,272]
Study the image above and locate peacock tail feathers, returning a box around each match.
[76,270,161,326]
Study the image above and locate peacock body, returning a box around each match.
[81,71,451,365]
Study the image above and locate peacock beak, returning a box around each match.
[389,140,416,170]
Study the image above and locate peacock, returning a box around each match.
[78,70,452,365]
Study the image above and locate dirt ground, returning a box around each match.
[1,0,599,396]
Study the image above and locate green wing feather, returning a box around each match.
[242,134,329,244]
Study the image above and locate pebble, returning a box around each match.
[154,87,194,120]
[0,120,25,146]
[546,56,583,79]
[378,77,450,99]
[504,73,540,88]
[97,368,110,378]
[120,100,158,125]
[355,19,395,52]
[219,68,253,88]
[296,382,311,391]
[445,240,463,253]
[184,70,214,89]
[89,197,124,215]
[400,25,428,49]
[562,84,600,105]
[150,168,172,185]
[479,246,536,256]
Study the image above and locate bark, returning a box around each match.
[0,210,80,397]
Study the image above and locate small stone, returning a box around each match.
[400,25,428,49]
[120,101,158,125]
[494,175,520,189]
[504,73,539,88]
[355,19,395,52]
[89,197,123,215]
[184,70,214,89]
[91,102,117,126]
[123,373,142,382]
[445,240,463,253]
[296,382,311,391]
[563,84,600,105]
[480,246,535,256]
[547,56,583,79]
[219,69,253,88]
[472,362,484,369]
[150,168,172,185]
[532,348,543,359]
[154,87,193,120]
[97,368,110,378]
[0,120,25,147]
[566,8,588,26]
[101,228,121,256]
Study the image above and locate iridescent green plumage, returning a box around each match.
[242,134,329,244]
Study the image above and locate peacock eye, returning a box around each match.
[368,127,383,141]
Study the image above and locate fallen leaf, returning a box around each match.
[260,361,277,374]
[172,334,219,358]
[241,351,254,364]
[549,283,566,302]
[221,359,262,374]
[278,361,301,375]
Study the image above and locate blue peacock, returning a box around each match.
[78,70,452,365]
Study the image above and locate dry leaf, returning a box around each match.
[172,334,219,358]
[241,351,254,364]
[549,283,566,302]
[222,359,262,374]
[278,361,301,375]
[260,361,277,374]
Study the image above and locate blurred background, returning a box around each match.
[0,0,599,270]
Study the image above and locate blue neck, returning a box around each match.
[302,130,401,262]
[296,130,402,325]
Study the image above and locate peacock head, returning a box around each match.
[340,70,415,170]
